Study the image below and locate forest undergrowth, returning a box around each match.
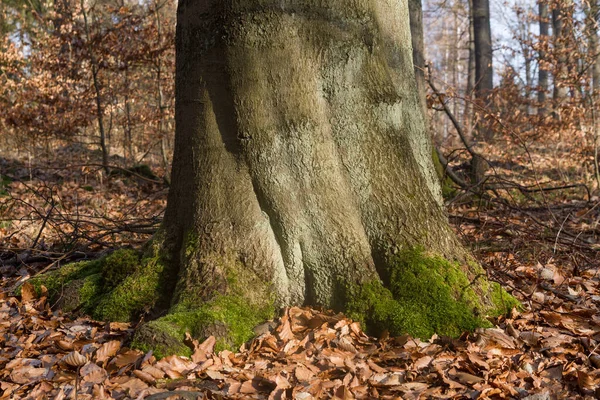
[1,136,600,399]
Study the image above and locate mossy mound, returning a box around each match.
[132,294,274,358]
[93,248,167,322]
[131,248,276,358]
[26,246,169,322]
[27,256,104,314]
[346,248,519,339]
[25,242,517,359]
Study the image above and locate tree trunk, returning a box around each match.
[538,1,549,116]
[472,0,494,140]
[45,0,515,357]
[588,0,600,95]
[80,0,109,173]
[465,0,476,136]
[409,0,427,117]
[552,1,569,110]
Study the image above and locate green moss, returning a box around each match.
[132,319,193,359]
[23,247,169,323]
[93,245,167,322]
[489,281,521,315]
[346,248,518,339]
[132,293,274,358]
[100,249,140,290]
[51,273,103,313]
[131,244,275,358]
[27,258,103,299]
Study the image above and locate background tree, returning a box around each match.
[587,0,600,96]
[538,1,549,116]
[472,0,494,140]
[552,0,570,109]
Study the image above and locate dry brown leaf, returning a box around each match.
[133,369,156,384]
[20,282,37,303]
[467,353,489,370]
[413,355,432,370]
[95,340,120,364]
[451,371,484,385]
[56,340,74,351]
[63,351,87,367]
[577,370,599,389]
[81,362,108,384]
[9,367,48,384]
[295,365,315,382]
[278,318,294,341]
[119,377,148,397]
[111,350,142,367]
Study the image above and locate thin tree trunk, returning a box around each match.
[552,1,569,112]
[465,0,476,135]
[538,1,549,116]
[123,65,134,165]
[472,0,494,140]
[80,0,109,173]
[588,0,600,94]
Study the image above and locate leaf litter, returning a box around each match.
[2,269,600,400]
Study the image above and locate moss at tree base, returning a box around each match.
[26,238,171,322]
[25,243,518,359]
[132,294,274,359]
[346,248,519,339]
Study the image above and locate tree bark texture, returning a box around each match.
[538,1,549,116]
[552,1,570,106]
[472,0,493,140]
[163,0,457,309]
[408,0,427,117]
[587,0,600,95]
[472,0,493,99]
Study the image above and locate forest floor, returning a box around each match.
[1,138,600,399]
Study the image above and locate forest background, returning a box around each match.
[2,0,600,398]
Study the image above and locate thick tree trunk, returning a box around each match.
[538,1,549,116]
[165,0,452,309]
[42,0,515,357]
[472,0,494,140]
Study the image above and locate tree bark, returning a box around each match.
[472,0,494,140]
[465,0,476,135]
[409,0,427,117]
[588,0,600,95]
[80,0,109,173]
[552,0,570,110]
[538,1,549,116]
[67,0,514,354]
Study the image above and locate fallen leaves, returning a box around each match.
[4,282,600,400]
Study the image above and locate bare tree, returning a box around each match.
[472,0,494,140]
[538,1,549,116]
